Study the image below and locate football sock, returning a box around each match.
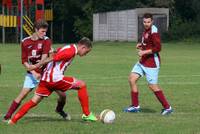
[11,100,37,123]
[4,100,20,120]
[131,91,139,107]
[78,86,90,116]
[56,100,66,112]
[154,90,170,109]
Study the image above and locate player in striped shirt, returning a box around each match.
[8,37,97,124]
[3,19,68,121]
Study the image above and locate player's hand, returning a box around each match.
[32,72,41,80]
[138,50,145,57]
[136,43,142,49]
[27,65,37,71]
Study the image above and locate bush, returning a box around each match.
[162,19,200,41]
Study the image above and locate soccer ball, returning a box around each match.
[99,109,115,124]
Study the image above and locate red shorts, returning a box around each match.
[35,77,75,97]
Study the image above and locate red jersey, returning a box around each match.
[21,36,52,73]
[140,25,161,68]
[41,44,77,82]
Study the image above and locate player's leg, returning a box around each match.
[4,73,38,120]
[8,81,51,124]
[55,77,97,121]
[145,67,172,115]
[55,90,71,120]
[55,90,66,112]
[8,94,43,125]
[124,63,143,112]
[148,84,172,115]
[72,79,97,121]
[129,73,140,106]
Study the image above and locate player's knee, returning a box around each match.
[58,92,66,99]
[57,91,66,96]
[79,80,86,88]
[128,75,137,84]
[73,80,86,89]
[32,94,43,104]
[148,84,160,92]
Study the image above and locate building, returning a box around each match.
[93,8,169,41]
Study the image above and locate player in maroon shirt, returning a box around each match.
[8,37,97,125]
[3,19,69,121]
[124,13,173,115]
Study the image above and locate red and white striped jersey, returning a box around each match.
[41,44,77,82]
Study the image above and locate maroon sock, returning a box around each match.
[131,91,139,107]
[4,100,20,120]
[154,90,170,109]
[56,101,66,112]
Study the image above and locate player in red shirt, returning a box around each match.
[124,13,173,115]
[8,37,97,125]
[3,19,69,121]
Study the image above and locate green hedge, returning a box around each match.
[162,19,200,41]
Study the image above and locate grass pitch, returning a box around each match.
[0,41,200,134]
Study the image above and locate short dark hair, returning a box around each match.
[34,19,49,30]
[78,37,92,48]
[143,13,153,20]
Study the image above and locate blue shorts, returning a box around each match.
[131,62,160,84]
[23,73,39,89]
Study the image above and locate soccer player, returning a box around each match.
[8,37,97,125]
[123,13,173,115]
[3,19,69,121]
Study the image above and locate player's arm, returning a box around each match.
[138,33,161,57]
[33,46,56,69]
[35,47,74,67]
[23,62,41,79]
[21,42,31,71]
[136,43,142,49]
[38,53,48,65]
[27,55,53,71]
[151,33,161,53]
[138,49,152,57]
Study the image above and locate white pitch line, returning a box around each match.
[89,82,200,86]
[0,74,200,88]
[81,74,200,80]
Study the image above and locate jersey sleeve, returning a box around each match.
[21,42,28,64]
[151,33,161,53]
[42,39,52,54]
[53,46,75,62]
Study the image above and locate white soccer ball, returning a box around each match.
[100,109,116,124]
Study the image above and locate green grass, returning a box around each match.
[0,41,200,134]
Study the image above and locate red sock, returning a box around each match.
[154,90,170,109]
[11,100,37,123]
[131,91,139,107]
[4,100,20,120]
[78,86,90,116]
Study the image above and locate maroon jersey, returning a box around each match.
[140,25,161,68]
[21,36,52,73]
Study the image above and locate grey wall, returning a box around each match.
[93,8,169,42]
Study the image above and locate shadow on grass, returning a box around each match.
[23,116,80,123]
[140,108,156,113]
[23,116,100,125]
